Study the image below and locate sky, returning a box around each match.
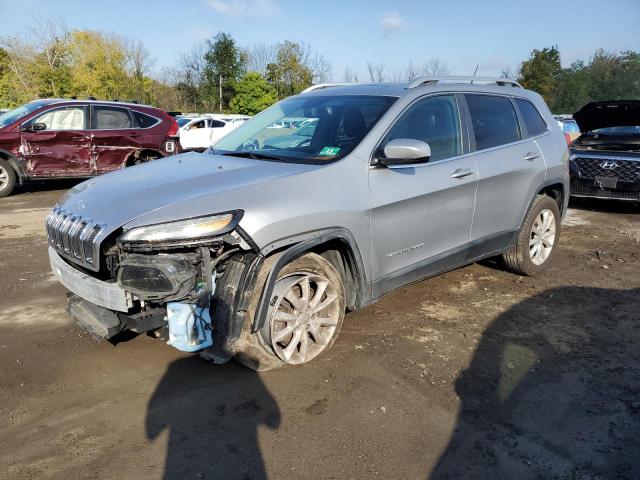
[1,0,639,81]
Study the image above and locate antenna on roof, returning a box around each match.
[70,96,77,100]
[87,96,96,100]
[471,65,479,84]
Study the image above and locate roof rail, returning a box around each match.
[301,83,355,94]
[407,76,522,89]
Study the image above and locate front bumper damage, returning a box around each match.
[50,236,263,358]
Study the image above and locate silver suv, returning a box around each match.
[47,76,569,370]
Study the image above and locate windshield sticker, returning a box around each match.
[319,146,341,156]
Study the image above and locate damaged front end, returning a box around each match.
[52,209,262,358]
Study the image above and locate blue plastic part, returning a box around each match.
[166,275,215,352]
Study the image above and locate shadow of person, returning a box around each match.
[146,357,280,480]
[430,287,640,480]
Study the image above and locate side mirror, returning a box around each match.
[22,122,47,132]
[375,139,431,167]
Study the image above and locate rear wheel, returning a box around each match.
[502,195,561,276]
[0,159,16,198]
[233,252,345,371]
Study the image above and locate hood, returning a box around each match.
[573,100,640,133]
[58,152,319,237]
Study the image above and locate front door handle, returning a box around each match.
[523,152,540,161]
[451,168,474,179]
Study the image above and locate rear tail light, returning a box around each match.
[167,117,179,137]
[564,133,572,146]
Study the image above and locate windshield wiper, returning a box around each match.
[217,150,288,161]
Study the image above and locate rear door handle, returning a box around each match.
[450,168,474,179]
[523,152,540,161]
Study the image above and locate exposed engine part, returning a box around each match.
[119,308,166,333]
[117,252,200,302]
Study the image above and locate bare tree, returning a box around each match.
[423,58,449,76]
[0,17,70,98]
[244,43,277,76]
[123,37,152,102]
[366,61,386,83]
[500,66,514,78]
[405,61,418,82]
[298,42,332,83]
[343,66,359,83]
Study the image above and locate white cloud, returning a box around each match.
[206,0,281,17]
[381,12,405,35]
[191,26,213,41]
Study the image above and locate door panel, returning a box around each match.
[20,105,91,176]
[369,94,477,286]
[370,157,478,282]
[470,141,545,241]
[90,106,139,173]
[463,94,546,242]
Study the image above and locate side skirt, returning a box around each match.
[370,230,517,300]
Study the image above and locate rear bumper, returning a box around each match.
[49,247,133,312]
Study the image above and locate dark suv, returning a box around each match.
[0,99,180,197]
[570,100,640,201]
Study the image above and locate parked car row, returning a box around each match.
[2,78,636,372]
[177,114,250,151]
[45,76,571,371]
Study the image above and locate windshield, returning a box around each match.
[592,126,640,136]
[0,101,54,129]
[176,118,193,127]
[212,95,397,164]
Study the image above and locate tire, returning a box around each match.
[0,159,16,198]
[233,252,346,371]
[502,195,561,276]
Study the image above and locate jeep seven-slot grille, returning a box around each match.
[46,207,104,270]
[572,156,640,182]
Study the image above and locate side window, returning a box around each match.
[515,98,547,137]
[211,120,226,128]
[33,106,85,131]
[466,94,520,150]
[383,95,462,161]
[189,120,206,130]
[92,106,134,130]
[132,110,159,128]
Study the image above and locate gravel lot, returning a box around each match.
[0,182,638,480]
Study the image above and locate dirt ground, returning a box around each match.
[0,182,638,480]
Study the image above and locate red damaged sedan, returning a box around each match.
[0,99,180,197]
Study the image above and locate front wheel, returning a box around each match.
[0,159,16,198]
[502,195,561,276]
[233,252,345,371]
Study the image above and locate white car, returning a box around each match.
[178,117,245,151]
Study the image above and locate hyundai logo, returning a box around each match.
[600,161,619,170]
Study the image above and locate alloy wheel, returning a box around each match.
[529,208,556,265]
[268,273,340,364]
[0,165,8,189]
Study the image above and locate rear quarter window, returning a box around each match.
[132,110,160,128]
[515,98,548,137]
[466,94,520,150]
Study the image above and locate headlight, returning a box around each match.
[120,211,242,245]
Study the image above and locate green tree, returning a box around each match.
[204,32,245,111]
[554,61,591,113]
[518,46,562,109]
[229,72,277,115]
[267,41,313,99]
